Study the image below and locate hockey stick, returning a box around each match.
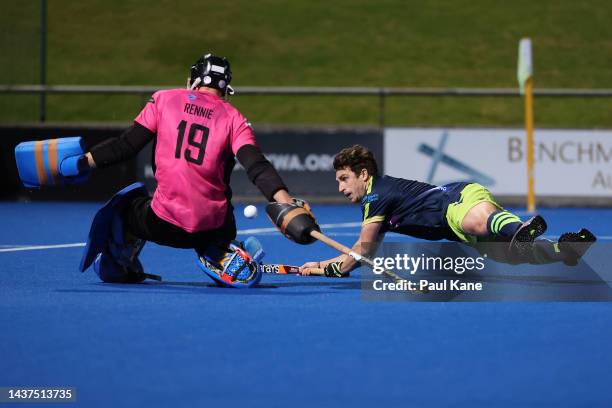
[243,237,324,276]
[258,263,324,276]
[309,230,426,291]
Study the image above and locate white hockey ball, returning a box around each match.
[243,205,258,219]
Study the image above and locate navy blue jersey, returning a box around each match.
[361,176,468,241]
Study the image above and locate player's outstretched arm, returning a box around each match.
[300,222,384,277]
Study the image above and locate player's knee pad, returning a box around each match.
[93,251,146,283]
[197,238,264,288]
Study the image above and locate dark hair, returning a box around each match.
[333,145,379,177]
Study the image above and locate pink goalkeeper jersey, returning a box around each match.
[134,89,256,232]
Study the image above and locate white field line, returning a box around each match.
[238,222,361,235]
[0,243,86,252]
[1,228,610,253]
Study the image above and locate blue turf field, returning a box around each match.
[1,202,612,407]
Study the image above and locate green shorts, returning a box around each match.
[445,183,502,243]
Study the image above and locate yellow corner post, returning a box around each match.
[518,38,535,213]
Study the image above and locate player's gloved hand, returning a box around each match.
[60,154,90,178]
[293,197,312,212]
[15,137,92,188]
[292,197,317,221]
[324,261,348,278]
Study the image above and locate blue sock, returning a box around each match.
[486,210,523,238]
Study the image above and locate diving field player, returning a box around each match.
[300,145,596,277]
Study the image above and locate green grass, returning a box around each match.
[2,0,612,126]
[0,1,43,122]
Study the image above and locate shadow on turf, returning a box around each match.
[56,278,361,295]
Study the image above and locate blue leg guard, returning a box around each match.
[80,182,159,283]
[94,252,148,283]
[108,215,146,268]
[197,237,265,288]
[242,236,265,263]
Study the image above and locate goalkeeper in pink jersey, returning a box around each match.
[17,53,311,287]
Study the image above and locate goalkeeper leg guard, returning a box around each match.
[93,251,152,283]
[90,207,160,283]
[80,182,149,272]
[79,183,160,282]
[197,239,263,288]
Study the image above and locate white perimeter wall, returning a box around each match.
[384,128,612,198]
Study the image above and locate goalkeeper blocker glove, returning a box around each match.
[15,137,91,187]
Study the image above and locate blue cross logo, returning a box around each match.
[419,131,495,187]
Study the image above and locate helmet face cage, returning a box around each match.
[189,53,232,95]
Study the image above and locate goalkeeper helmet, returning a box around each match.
[188,53,233,95]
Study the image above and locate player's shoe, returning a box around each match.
[508,215,547,259]
[558,228,596,266]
